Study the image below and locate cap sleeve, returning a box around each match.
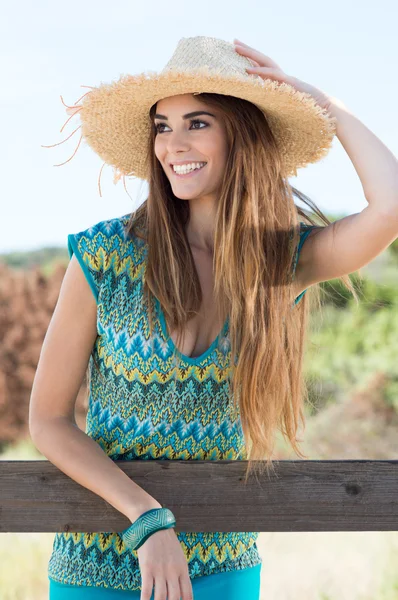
[67,223,106,303]
[292,222,318,306]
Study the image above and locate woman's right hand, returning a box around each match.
[137,527,194,600]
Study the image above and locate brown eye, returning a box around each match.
[154,119,208,134]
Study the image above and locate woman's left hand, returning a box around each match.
[233,38,334,113]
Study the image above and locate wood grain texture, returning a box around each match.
[1,460,398,532]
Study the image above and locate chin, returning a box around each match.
[172,192,196,201]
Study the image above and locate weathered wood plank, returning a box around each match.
[1,460,398,532]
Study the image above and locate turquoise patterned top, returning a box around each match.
[47,213,316,592]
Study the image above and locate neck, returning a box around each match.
[185,196,217,253]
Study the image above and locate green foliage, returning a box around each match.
[318,275,361,309]
[389,236,398,262]
[305,277,398,413]
[319,274,396,311]
[0,247,68,271]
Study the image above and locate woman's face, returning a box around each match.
[153,94,229,200]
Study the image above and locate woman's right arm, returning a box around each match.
[28,254,162,524]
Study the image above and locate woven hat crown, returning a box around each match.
[161,36,259,82]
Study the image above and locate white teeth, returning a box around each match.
[173,162,206,174]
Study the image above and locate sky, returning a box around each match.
[1,0,397,253]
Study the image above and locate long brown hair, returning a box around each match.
[89,92,359,484]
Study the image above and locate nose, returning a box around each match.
[165,129,192,154]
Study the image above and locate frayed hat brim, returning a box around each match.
[74,65,336,181]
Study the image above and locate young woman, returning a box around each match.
[32,36,398,600]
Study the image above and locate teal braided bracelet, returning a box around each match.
[121,507,176,551]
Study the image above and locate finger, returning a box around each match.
[154,577,167,600]
[233,38,250,47]
[179,573,194,600]
[246,66,287,82]
[234,43,266,64]
[167,577,183,600]
[140,574,154,600]
[248,58,261,67]
[234,44,282,71]
[233,41,261,68]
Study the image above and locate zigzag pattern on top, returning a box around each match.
[48,213,315,593]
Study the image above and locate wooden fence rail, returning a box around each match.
[1,460,398,533]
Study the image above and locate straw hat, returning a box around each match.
[44,35,337,193]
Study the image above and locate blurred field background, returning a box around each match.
[1,217,398,600]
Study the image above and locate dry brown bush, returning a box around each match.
[0,261,88,447]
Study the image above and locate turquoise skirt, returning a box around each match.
[49,563,262,599]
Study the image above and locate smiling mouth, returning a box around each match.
[171,164,207,178]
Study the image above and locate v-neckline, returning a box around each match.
[154,296,229,365]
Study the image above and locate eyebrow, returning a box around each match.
[154,110,216,121]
